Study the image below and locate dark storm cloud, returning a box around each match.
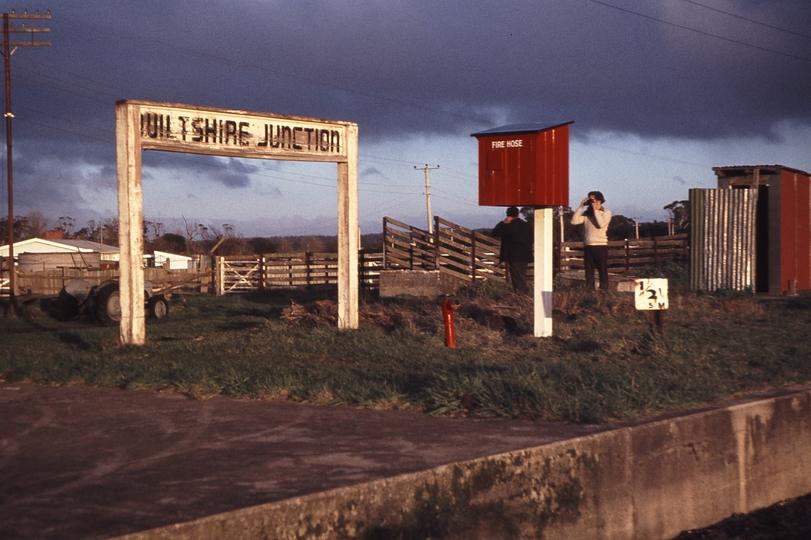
[4,0,811,217]
[208,158,253,189]
[13,0,811,144]
[209,171,250,189]
[223,0,811,139]
[361,166,386,179]
[141,153,255,189]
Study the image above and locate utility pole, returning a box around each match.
[2,9,50,315]
[414,164,439,234]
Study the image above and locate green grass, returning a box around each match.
[2,264,811,424]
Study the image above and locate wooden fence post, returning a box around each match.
[358,249,365,288]
[434,216,441,271]
[382,218,389,270]
[305,251,312,288]
[625,239,630,273]
[215,256,224,296]
[471,231,477,283]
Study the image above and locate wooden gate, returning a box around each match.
[216,257,263,295]
[214,252,383,294]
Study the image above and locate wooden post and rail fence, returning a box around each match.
[1,217,687,297]
[557,235,689,273]
[382,216,688,285]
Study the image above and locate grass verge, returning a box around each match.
[2,262,810,423]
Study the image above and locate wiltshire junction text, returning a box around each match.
[138,105,347,160]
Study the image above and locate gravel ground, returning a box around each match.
[673,492,811,539]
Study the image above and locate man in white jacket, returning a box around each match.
[571,191,612,291]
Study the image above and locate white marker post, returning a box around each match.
[635,278,669,332]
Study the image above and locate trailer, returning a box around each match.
[57,278,168,325]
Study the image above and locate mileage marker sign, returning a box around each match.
[634,278,669,311]
[635,278,669,333]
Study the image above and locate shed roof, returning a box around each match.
[0,238,118,258]
[471,121,574,138]
[713,165,811,178]
[52,239,118,253]
[154,250,192,261]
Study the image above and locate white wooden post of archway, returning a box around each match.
[115,100,359,345]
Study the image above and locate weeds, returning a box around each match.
[2,268,811,424]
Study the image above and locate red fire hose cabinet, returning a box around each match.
[472,121,572,207]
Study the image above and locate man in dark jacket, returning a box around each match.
[492,206,533,295]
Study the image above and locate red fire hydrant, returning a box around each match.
[441,297,461,348]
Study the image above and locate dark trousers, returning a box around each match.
[506,261,529,295]
[584,245,609,290]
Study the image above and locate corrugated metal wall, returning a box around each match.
[690,188,758,292]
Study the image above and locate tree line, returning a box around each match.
[0,201,688,256]
[0,211,369,256]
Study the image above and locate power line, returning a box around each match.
[585,140,712,169]
[677,0,811,40]
[359,152,434,167]
[586,0,811,62]
[431,186,479,207]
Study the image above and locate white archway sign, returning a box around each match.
[115,100,359,345]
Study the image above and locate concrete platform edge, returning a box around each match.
[113,387,811,540]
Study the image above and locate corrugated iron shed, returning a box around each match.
[694,165,811,295]
[690,188,757,292]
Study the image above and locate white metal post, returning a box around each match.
[534,207,554,337]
